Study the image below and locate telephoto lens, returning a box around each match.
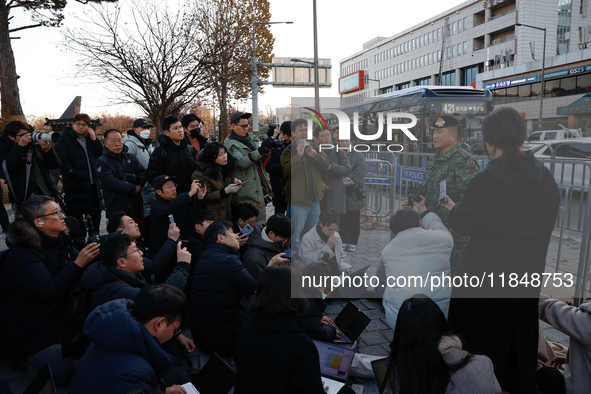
[31,132,60,143]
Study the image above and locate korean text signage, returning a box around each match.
[484,75,538,90]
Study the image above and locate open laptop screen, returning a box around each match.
[334,301,371,342]
[371,357,390,391]
[23,363,56,394]
[313,341,355,384]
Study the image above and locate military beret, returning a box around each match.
[433,115,461,129]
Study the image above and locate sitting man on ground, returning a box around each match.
[184,209,214,301]
[299,209,354,275]
[81,232,194,367]
[69,285,191,394]
[232,202,259,256]
[189,221,288,356]
[243,213,292,279]
[0,195,100,385]
[377,195,453,329]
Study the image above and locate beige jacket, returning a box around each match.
[298,226,352,272]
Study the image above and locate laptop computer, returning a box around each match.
[371,357,390,391]
[189,353,236,394]
[23,363,56,394]
[323,265,370,299]
[332,301,371,344]
[314,340,355,394]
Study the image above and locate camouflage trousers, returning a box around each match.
[450,234,470,276]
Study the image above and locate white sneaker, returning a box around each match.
[341,243,348,251]
[347,244,356,252]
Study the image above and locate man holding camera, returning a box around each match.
[0,121,61,216]
[95,129,146,221]
[224,111,273,221]
[265,121,291,215]
[424,115,479,273]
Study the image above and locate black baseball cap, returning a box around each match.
[230,112,252,124]
[433,115,461,129]
[133,118,153,129]
[153,175,177,190]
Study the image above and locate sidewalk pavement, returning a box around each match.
[0,206,575,393]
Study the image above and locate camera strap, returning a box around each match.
[2,149,32,204]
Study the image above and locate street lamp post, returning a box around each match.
[251,21,293,133]
[517,23,546,130]
[312,0,320,113]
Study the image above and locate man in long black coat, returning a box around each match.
[54,114,104,234]
[95,129,146,220]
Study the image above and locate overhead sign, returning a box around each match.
[545,65,591,80]
[339,70,365,94]
[484,75,538,90]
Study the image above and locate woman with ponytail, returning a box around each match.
[440,107,560,394]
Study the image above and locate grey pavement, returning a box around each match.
[0,205,576,393]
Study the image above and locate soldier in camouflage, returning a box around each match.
[424,115,479,273]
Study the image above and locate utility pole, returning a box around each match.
[438,18,450,85]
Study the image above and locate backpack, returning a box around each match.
[61,284,92,360]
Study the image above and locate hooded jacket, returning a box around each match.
[189,243,257,355]
[81,238,188,311]
[0,220,81,357]
[242,221,285,279]
[124,131,155,217]
[54,126,104,215]
[191,149,237,221]
[95,145,146,219]
[68,299,174,394]
[147,133,198,194]
[0,135,61,204]
[447,152,560,393]
[224,133,272,207]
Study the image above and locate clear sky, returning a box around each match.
[8,0,466,120]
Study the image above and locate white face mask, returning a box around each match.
[139,129,151,139]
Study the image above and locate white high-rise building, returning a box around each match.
[340,0,591,134]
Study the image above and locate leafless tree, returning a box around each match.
[63,0,218,131]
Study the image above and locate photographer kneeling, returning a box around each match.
[0,195,100,385]
[0,121,62,215]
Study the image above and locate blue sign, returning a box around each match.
[366,163,389,177]
[484,75,538,90]
[402,168,425,182]
[545,65,591,80]
[364,178,391,184]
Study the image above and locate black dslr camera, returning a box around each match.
[85,214,120,245]
[267,124,285,147]
[406,182,426,208]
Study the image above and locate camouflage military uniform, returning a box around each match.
[424,143,479,273]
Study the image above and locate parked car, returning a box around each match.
[525,138,591,188]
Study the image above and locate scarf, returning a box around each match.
[229,130,255,151]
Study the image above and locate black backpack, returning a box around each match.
[61,284,92,360]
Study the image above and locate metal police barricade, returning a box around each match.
[538,156,591,306]
[361,159,395,218]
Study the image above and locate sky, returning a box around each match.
[8,0,466,121]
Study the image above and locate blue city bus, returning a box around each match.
[324,86,493,184]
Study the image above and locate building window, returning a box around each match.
[463,41,467,55]
[463,17,467,31]
[458,19,462,33]
[438,28,441,40]
[447,47,451,59]
[452,46,456,57]
[457,44,462,56]
[557,0,572,55]
[437,50,441,62]
[428,53,432,65]
[452,22,456,35]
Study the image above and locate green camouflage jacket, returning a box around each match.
[424,143,479,227]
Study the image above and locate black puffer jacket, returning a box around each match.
[95,145,146,219]
[81,239,188,311]
[297,287,337,342]
[189,243,257,355]
[242,222,284,279]
[54,126,104,215]
[0,220,81,357]
[0,135,61,204]
[147,134,198,194]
